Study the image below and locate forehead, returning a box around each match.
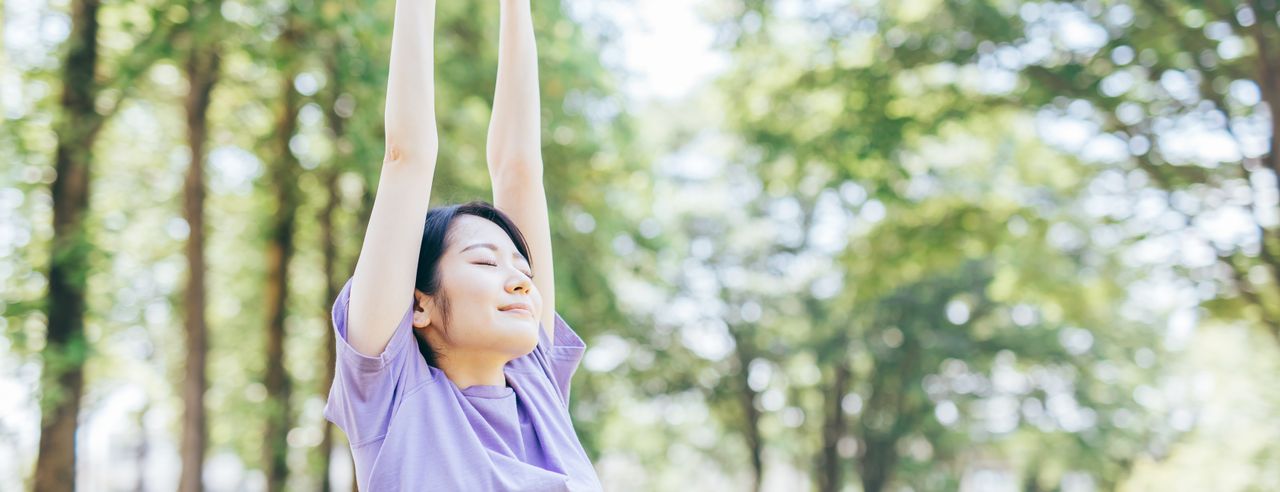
[447,215,520,253]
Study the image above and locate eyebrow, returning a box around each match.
[461,242,530,263]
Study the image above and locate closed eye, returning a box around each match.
[474,261,534,279]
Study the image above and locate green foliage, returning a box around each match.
[4,0,1279,489]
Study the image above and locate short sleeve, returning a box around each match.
[532,312,587,406]
[323,276,434,446]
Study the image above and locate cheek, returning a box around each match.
[443,265,497,300]
[451,276,514,327]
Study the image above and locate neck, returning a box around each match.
[435,348,510,390]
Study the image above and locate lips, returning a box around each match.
[499,303,534,317]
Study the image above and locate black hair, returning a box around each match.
[413,200,532,367]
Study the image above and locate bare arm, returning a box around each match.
[487,0,556,336]
[347,0,439,357]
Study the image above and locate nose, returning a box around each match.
[507,270,532,294]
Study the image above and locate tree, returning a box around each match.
[178,0,223,489]
[33,0,178,488]
[943,0,1280,340]
[260,8,306,491]
[629,2,1188,489]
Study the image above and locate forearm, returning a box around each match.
[486,0,542,174]
[383,0,439,162]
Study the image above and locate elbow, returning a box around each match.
[383,137,438,166]
[384,145,402,163]
[383,117,439,164]
[384,144,408,164]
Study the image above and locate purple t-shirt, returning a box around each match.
[324,277,603,491]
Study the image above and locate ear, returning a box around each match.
[412,289,434,329]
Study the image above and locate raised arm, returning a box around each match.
[486,0,556,336]
[346,0,439,357]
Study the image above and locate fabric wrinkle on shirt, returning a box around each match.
[324,276,603,491]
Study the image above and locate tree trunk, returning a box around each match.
[858,330,922,492]
[179,8,220,490]
[728,329,763,492]
[817,357,850,492]
[34,0,102,488]
[737,366,763,492]
[858,435,895,492]
[1247,7,1280,181]
[1246,7,1280,343]
[263,12,303,492]
[1021,461,1043,492]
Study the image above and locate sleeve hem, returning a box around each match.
[335,303,415,373]
[349,433,388,449]
[547,312,586,352]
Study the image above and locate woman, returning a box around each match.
[323,0,602,489]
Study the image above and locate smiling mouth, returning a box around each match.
[501,307,533,317]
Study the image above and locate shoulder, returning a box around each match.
[505,311,587,407]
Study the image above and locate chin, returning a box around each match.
[494,321,540,355]
[501,338,538,360]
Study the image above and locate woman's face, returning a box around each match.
[413,214,542,361]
